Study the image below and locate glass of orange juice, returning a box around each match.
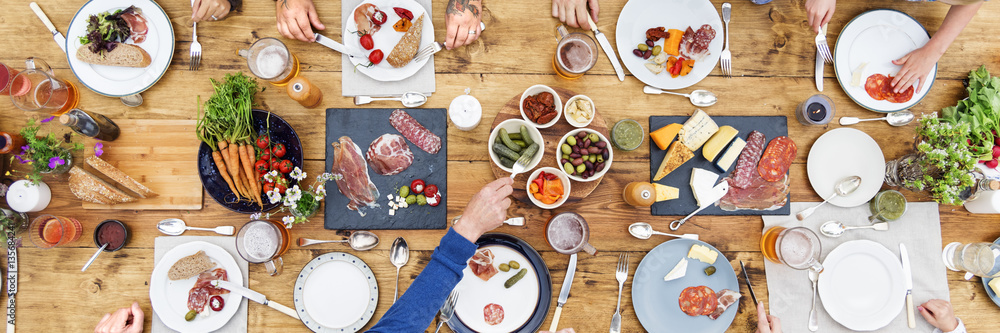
[238,38,300,86]
[29,215,83,249]
[9,58,79,116]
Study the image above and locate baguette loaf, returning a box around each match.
[68,166,137,204]
[387,13,424,68]
[168,251,216,280]
[76,43,151,68]
[87,156,157,198]
[68,171,115,205]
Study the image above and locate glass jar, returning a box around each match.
[869,190,907,222]
[38,148,72,174]
[290,192,319,219]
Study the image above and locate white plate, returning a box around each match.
[66,0,174,97]
[806,128,885,207]
[292,252,378,332]
[615,0,723,90]
[344,0,433,82]
[818,240,905,331]
[833,9,935,113]
[453,245,540,332]
[149,241,243,333]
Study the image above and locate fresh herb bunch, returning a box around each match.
[940,66,1000,160]
[910,113,978,205]
[11,118,84,184]
[78,6,138,54]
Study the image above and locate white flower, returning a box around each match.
[286,185,302,202]
[290,167,306,181]
[282,216,295,224]
[316,185,326,196]
[267,190,282,204]
[250,212,262,220]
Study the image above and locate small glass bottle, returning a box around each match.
[959,171,1000,202]
[58,109,120,141]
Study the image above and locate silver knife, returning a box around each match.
[29,2,66,53]
[899,244,915,328]
[740,260,759,306]
[314,33,367,59]
[212,280,299,319]
[585,15,625,82]
[815,49,824,92]
[549,253,578,332]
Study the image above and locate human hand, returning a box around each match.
[453,177,513,242]
[275,0,325,42]
[445,0,483,50]
[804,0,836,33]
[192,0,231,22]
[918,299,959,332]
[94,302,144,333]
[539,329,576,333]
[552,0,599,30]
[890,45,942,94]
[755,301,782,333]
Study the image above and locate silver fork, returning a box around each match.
[610,253,629,333]
[435,290,460,333]
[719,3,732,77]
[815,23,833,64]
[413,42,443,63]
[190,22,202,70]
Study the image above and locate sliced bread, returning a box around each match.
[168,250,216,280]
[68,166,137,204]
[87,156,157,198]
[68,171,114,205]
[76,43,151,68]
[387,13,424,68]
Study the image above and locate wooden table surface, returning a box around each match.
[2,0,999,332]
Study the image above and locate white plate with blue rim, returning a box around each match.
[981,236,1000,308]
[66,0,174,97]
[293,252,378,332]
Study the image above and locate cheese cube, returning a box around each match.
[715,137,746,173]
[664,258,689,281]
[690,168,720,207]
[687,244,718,264]
[702,126,739,162]
[990,277,1000,295]
[653,183,679,202]
[653,141,694,181]
[678,109,719,151]
[650,123,683,151]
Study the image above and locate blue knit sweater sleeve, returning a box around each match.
[367,228,478,332]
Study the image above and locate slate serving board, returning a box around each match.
[325,108,448,230]
[649,115,790,216]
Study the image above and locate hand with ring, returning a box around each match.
[444,0,483,50]
[192,0,234,23]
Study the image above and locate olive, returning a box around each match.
[583,138,591,148]
[417,194,427,206]
[509,261,520,269]
[185,310,197,321]
[561,144,572,154]
[570,152,581,159]
[584,160,593,170]
[602,150,610,160]
[596,162,606,172]
[646,40,655,47]
[652,45,662,56]
[632,49,643,57]
[597,156,604,163]
[588,133,600,143]
[406,195,417,205]
[643,50,652,59]
[596,141,607,148]
[563,155,570,161]
[567,136,577,146]
[577,131,588,139]
[588,146,601,154]
[399,186,410,198]
[589,154,597,163]
[637,44,648,52]
[564,162,575,174]
[561,158,569,165]
[499,263,510,272]
[572,158,584,166]
[571,145,580,154]
[576,163,586,174]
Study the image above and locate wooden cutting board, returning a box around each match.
[82,119,203,210]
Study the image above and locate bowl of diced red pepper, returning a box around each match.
[526,167,570,209]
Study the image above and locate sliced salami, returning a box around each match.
[757,136,797,182]
[187,287,209,312]
[389,109,442,154]
[865,74,886,101]
[484,303,504,325]
[732,131,766,189]
[679,286,717,317]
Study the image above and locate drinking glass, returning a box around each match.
[0,62,25,96]
[869,190,907,222]
[761,226,824,271]
[544,212,597,255]
[552,25,598,80]
[942,242,1000,278]
[238,38,300,86]
[235,219,290,276]
[28,214,83,249]
[9,58,79,115]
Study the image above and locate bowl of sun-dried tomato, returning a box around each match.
[519,84,562,128]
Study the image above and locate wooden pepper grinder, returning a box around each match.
[286,76,323,108]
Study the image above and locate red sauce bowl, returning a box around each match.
[93,219,129,252]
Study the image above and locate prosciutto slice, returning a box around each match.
[707,289,741,320]
[354,3,381,35]
[121,8,148,44]
[468,248,499,281]
[367,134,413,176]
[719,173,789,211]
[187,268,229,313]
[679,24,716,61]
[332,136,380,215]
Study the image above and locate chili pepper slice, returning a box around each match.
[209,295,224,311]
[371,10,388,26]
[393,7,414,21]
[410,179,425,194]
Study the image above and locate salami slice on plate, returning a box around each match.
[679,285,718,317]
[484,303,504,326]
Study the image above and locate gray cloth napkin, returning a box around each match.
[341,0,436,97]
[761,202,949,332]
[151,236,249,333]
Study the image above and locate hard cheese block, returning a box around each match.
[703,126,739,161]
[678,109,719,151]
[687,244,718,264]
[716,137,747,172]
[654,183,679,202]
[650,123,682,151]
[653,141,694,181]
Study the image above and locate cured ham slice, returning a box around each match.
[367,134,413,176]
[332,136,380,215]
[390,109,441,154]
[121,8,148,44]
[719,173,789,211]
[354,3,381,35]
[679,25,716,61]
[193,268,230,296]
[707,289,741,320]
[468,248,499,281]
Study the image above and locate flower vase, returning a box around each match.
[290,192,319,219]
[39,148,72,174]
[884,153,926,190]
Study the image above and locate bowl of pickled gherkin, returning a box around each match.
[556,128,613,182]
[489,119,545,173]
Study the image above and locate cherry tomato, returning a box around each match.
[360,34,374,50]
[276,182,288,194]
[279,159,294,174]
[255,136,269,149]
[410,179,425,194]
[424,184,438,197]
[209,296,224,312]
[271,143,287,158]
[260,150,272,161]
[263,182,275,194]
[270,160,280,172]
[369,49,384,65]
[371,10,387,25]
[254,160,269,174]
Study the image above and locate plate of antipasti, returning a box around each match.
[344,0,434,81]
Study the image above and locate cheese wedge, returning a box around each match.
[653,183,679,202]
[690,168,720,207]
[715,137,746,173]
[851,62,869,87]
[990,277,1000,296]
[664,258,688,281]
[649,123,682,151]
[702,126,739,162]
[678,109,719,151]
[687,244,718,264]
[653,141,694,181]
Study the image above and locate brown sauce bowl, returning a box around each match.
[93,219,129,252]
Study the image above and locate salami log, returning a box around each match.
[389,109,442,154]
[732,131,766,189]
[484,303,504,325]
[757,136,797,182]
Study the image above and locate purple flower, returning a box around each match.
[14,154,30,164]
[48,156,65,169]
[94,143,104,157]
[41,116,55,123]
[20,145,29,152]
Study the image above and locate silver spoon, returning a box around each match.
[819,220,890,238]
[628,222,699,240]
[297,231,379,250]
[354,92,428,108]
[156,218,235,236]
[838,110,914,126]
[796,176,862,221]
[642,85,718,107]
[81,243,109,272]
[390,237,409,303]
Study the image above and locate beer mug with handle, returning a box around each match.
[552,25,598,80]
[238,38,300,86]
[236,220,290,276]
[10,58,79,115]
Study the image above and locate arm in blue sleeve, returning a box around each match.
[367,228,478,332]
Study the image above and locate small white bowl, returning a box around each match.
[519,84,562,128]
[488,119,545,173]
[526,167,571,209]
[556,128,614,182]
[563,95,595,128]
